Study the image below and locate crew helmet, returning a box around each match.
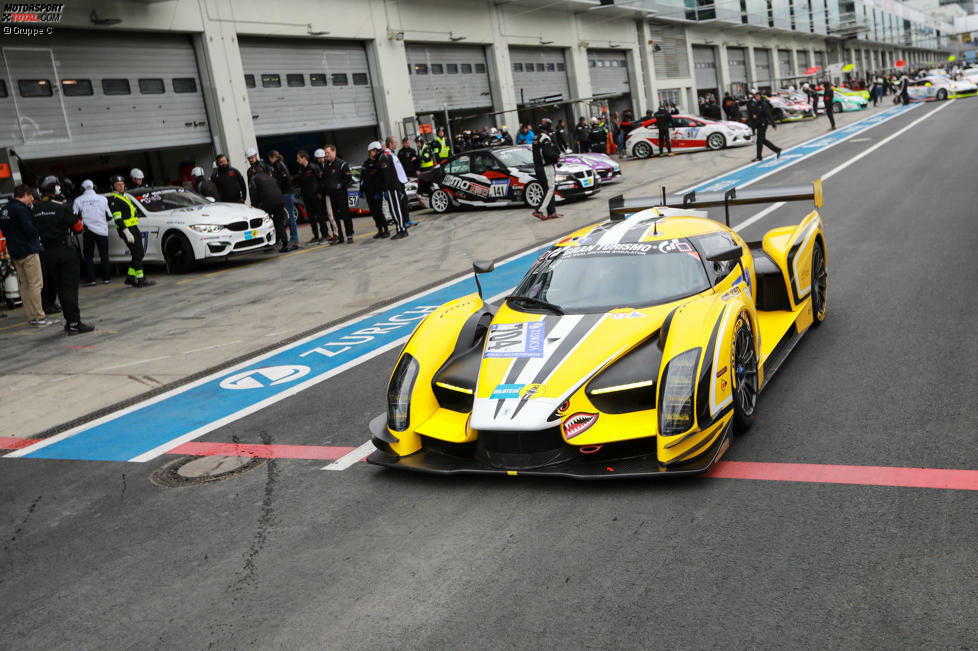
[191,166,205,178]
[314,148,326,158]
[38,175,60,194]
[245,147,258,158]
[130,168,144,180]
[367,141,383,152]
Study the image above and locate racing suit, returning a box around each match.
[211,165,247,203]
[532,132,560,218]
[32,197,85,324]
[380,149,408,237]
[295,160,328,242]
[107,191,151,286]
[322,156,355,241]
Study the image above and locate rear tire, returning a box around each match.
[524,181,544,208]
[632,141,653,159]
[429,189,451,214]
[163,232,197,274]
[811,239,827,326]
[731,314,758,433]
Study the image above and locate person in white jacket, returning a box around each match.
[72,180,114,285]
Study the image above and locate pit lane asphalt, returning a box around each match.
[2,100,976,648]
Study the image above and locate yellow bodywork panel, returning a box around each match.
[416,408,474,443]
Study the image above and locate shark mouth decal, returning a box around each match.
[562,412,598,439]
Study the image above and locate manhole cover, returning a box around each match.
[151,455,267,487]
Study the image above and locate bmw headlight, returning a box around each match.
[658,348,701,435]
[387,354,419,431]
[555,174,571,183]
[188,224,224,233]
[262,215,272,226]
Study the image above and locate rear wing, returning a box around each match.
[608,179,823,226]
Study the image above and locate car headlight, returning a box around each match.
[387,353,419,431]
[586,336,662,413]
[188,224,224,233]
[555,174,571,183]
[612,164,620,172]
[658,348,701,436]
[262,215,272,225]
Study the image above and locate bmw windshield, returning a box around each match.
[509,239,710,313]
[134,188,210,212]
[494,148,534,167]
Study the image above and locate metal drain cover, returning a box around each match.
[151,455,267,487]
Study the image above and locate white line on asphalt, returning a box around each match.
[323,441,376,471]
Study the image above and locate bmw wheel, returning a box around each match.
[163,232,197,274]
[936,89,948,101]
[832,101,843,113]
[706,133,726,151]
[811,239,827,326]
[731,314,758,433]
[632,141,653,159]
[524,181,544,208]
[430,189,452,214]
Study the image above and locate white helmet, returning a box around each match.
[191,166,205,178]
[130,168,144,180]
[367,141,383,152]
[81,179,94,190]
[245,147,258,158]
[490,127,498,134]
[314,148,326,158]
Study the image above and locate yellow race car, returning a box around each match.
[367,181,827,478]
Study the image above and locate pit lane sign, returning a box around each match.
[527,94,564,106]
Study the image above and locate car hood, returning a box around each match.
[469,302,674,431]
[566,153,616,168]
[514,162,592,174]
[161,203,268,223]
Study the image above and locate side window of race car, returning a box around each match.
[471,153,496,174]
[445,156,470,175]
[671,118,690,128]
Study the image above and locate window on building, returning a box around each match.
[475,62,486,73]
[245,74,256,88]
[18,79,53,97]
[0,79,7,98]
[353,73,369,85]
[101,78,131,95]
[261,74,281,88]
[556,62,565,71]
[513,62,523,72]
[287,74,305,87]
[138,78,166,94]
[61,79,94,96]
[546,62,556,71]
[172,78,198,93]
[310,73,328,86]
[525,63,535,72]
[414,63,428,75]
[590,59,597,68]
[431,63,444,74]
[447,63,459,74]
[461,63,473,73]
[332,73,349,86]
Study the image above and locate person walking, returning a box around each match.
[377,141,409,240]
[107,175,155,288]
[746,91,782,162]
[32,176,94,334]
[897,75,910,105]
[574,117,590,153]
[295,150,328,244]
[322,145,355,244]
[434,127,452,163]
[192,167,220,201]
[823,82,837,130]
[0,184,53,327]
[211,154,247,203]
[653,104,675,156]
[360,143,389,239]
[72,180,113,286]
[248,165,290,253]
[531,121,560,220]
[267,150,298,250]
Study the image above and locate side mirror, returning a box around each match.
[206,196,216,203]
[473,259,494,301]
[707,245,742,263]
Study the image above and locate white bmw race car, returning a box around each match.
[104,186,276,273]
[625,115,752,158]
[907,75,977,101]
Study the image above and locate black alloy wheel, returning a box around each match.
[731,314,758,433]
[811,240,827,326]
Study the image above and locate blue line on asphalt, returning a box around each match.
[13,104,915,462]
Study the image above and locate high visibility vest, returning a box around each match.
[418,144,436,169]
[435,136,450,158]
[109,192,139,228]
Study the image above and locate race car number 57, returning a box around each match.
[484,322,545,358]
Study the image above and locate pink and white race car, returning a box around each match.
[624,114,752,158]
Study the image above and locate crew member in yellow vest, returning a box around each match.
[107,175,155,288]
[434,127,451,163]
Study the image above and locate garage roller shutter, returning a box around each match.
[650,22,690,80]
[692,45,718,90]
[240,39,377,137]
[0,31,209,159]
[797,50,810,70]
[510,46,570,105]
[727,47,748,87]
[754,48,772,86]
[778,49,793,78]
[406,44,491,112]
[587,50,628,96]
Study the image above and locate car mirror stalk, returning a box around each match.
[473,259,494,301]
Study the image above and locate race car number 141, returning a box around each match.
[484,322,545,358]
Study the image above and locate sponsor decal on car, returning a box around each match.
[610,310,645,320]
[490,383,525,400]
[518,383,547,400]
[443,174,489,198]
[489,178,510,197]
[483,322,546,358]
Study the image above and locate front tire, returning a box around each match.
[429,189,452,214]
[936,89,948,101]
[731,314,758,433]
[811,239,827,326]
[163,232,198,274]
[524,181,544,208]
[833,101,843,113]
[706,132,726,150]
[632,141,653,159]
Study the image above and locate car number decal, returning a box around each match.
[489,178,510,198]
[347,192,360,208]
[484,322,545,358]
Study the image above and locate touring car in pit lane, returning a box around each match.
[825,90,868,113]
[906,75,977,101]
[625,115,752,159]
[367,180,828,479]
[419,146,599,214]
[104,187,275,273]
[518,146,622,185]
[768,93,815,122]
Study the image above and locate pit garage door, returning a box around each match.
[587,49,630,113]
[406,44,491,113]
[778,49,793,79]
[727,47,748,94]
[510,47,570,106]
[797,50,811,72]
[239,39,377,137]
[754,48,772,89]
[0,31,209,160]
[692,45,719,96]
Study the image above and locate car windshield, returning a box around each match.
[133,188,210,212]
[494,148,533,167]
[510,240,710,313]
